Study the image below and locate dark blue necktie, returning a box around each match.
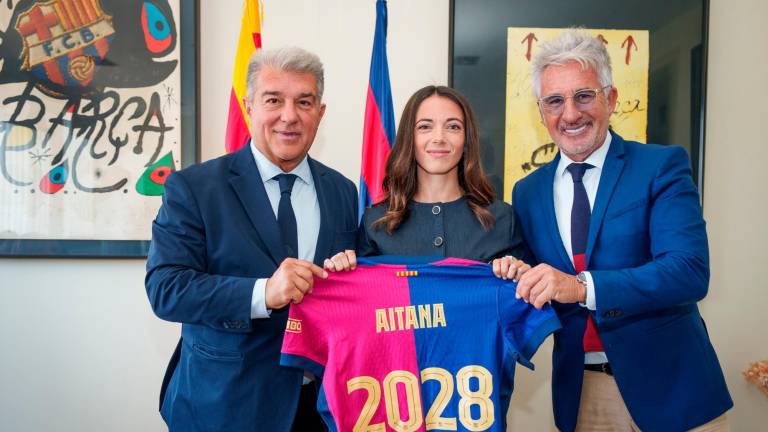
[567,162,594,266]
[566,162,604,352]
[274,174,298,258]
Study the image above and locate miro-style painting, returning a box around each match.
[0,0,196,256]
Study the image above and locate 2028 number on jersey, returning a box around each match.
[346,365,494,432]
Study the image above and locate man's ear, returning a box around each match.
[319,103,326,119]
[242,97,250,115]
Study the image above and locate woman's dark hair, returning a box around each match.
[373,85,496,234]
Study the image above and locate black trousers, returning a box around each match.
[291,383,326,431]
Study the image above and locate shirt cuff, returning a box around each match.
[251,278,272,319]
[578,271,597,311]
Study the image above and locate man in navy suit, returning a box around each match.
[145,47,357,431]
[511,30,732,431]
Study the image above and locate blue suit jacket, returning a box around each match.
[145,146,357,431]
[512,132,732,432]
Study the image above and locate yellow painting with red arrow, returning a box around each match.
[504,27,648,199]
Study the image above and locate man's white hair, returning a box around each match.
[531,29,613,98]
[245,46,325,104]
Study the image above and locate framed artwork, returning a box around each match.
[0,0,199,257]
[449,0,709,200]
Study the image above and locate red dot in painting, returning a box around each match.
[150,166,172,184]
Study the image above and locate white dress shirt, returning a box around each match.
[553,133,611,364]
[249,141,321,319]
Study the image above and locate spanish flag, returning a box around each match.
[225,0,262,153]
[359,0,395,219]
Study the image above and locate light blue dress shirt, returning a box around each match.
[249,141,321,319]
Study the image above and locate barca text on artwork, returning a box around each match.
[0,0,183,242]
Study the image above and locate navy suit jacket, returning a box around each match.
[145,146,357,431]
[512,132,732,432]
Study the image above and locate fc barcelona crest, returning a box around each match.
[1,0,179,98]
[14,0,115,95]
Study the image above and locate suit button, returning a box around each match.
[433,236,444,247]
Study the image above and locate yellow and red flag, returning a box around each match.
[225,0,262,153]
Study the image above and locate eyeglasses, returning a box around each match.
[537,85,612,115]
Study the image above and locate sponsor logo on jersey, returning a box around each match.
[286,318,302,333]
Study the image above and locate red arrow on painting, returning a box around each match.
[521,32,538,61]
[621,35,638,65]
[597,34,608,45]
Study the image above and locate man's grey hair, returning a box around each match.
[245,46,325,104]
[531,29,613,98]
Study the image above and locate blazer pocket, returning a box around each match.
[332,229,357,252]
[192,342,243,362]
[606,198,648,221]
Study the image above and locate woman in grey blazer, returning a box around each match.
[327,85,527,279]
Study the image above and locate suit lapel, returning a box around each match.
[228,146,286,266]
[540,152,576,273]
[309,158,332,265]
[586,131,626,267]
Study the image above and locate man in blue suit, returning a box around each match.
[145,47,357,431]
[512,31,732,431]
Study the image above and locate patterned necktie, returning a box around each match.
[566,163,604,353]
[275,174,298,258]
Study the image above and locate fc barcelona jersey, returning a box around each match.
[280,257,560,431]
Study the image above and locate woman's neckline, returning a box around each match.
[411,196,465,206]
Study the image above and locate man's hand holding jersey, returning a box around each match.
[514,264,586,309]
[266,258,328,308]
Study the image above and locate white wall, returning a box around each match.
[0,259,176,431]
[1,0,766,431]
[700,0,768,430]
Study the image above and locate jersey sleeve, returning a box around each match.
[498,281,561,369]
[279,296,330,378]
